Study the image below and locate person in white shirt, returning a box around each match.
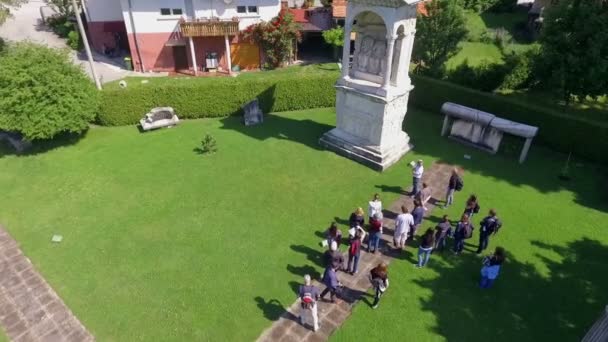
[411,160,424,197]
[394,205,414,250]
[368,193,382,221]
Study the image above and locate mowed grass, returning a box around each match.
[446,42,504,69]
[0,108,607,341]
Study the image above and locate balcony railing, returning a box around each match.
[180,19,240,37]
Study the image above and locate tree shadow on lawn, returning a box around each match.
[416,238,608,341]
[405,111,608,214]
[0,131,86,158]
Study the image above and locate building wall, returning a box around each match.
[85,0,124,21]
[84,0,127,53]
[192,0,281,30]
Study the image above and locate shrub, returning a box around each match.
[410,75,608,164]
[499,49,538,90]
[447,60,507,92]
[243,12,301,69]
[195,134,218,155]
[0,42,99,140]
[67,29,82,50]
[99,74,337,126]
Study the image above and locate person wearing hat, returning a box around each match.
[411,159,424,197]
[349,207,365,228]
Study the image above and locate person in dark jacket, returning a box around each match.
[370,263,389,309]
[410,199,424,239]
[453,214,472,255]
[324,241,344,270]
[434,215,452,252]
[476,209,502,254]
[444,168,461,208]
[464,194,479,219]
[417,228,435,268]
[349,207,365,228]
[320,266,341,303]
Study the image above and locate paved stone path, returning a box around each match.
[0,228,94,342]
[257,162,459,342]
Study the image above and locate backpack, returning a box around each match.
[300,287,315,309]
[455,177,464,191]
[464,223,474,239]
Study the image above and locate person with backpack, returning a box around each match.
[434,215,452,252]
[394,205,414,250]
[324,241,345,270]
[476,209,502,254]
[444,168,462,208]
[370,263,389,309]
[410,199,425,240]
[416,228,435,268]
[453,214,473,255]
[367,212,383,253]
[320,265,341,303]
[347,229,365,274]
[299,274,320,331]
[480,247,506,288]
[463,194,480,219]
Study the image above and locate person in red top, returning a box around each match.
[367,212,383,253]
[348,229,364,275]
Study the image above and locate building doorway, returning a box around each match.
[172,46,189,71]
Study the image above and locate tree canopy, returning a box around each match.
[536,0,608,104]
[0,43,99,140]
[413,0,468,77]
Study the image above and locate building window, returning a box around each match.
[160,8,183,15]
[237,5,258,14]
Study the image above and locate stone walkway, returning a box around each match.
[257,162,459,342]
[0,228,94,342]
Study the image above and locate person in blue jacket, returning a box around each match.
[480,246,506,288]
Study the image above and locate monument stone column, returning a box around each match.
[319,0,421,171]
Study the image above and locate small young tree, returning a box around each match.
[322,27,344,60]
[0,0,26,25]
[413,0,468,77]
[0,43,99,140]
[243,11,301,69]
[536,0,608,105]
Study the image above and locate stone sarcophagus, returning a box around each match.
[320,0,420,171]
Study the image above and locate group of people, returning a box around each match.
[297,159,507,332]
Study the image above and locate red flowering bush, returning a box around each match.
[242,11,301,69]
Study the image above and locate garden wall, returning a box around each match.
[409,75,608,164]
[99,75,337,126]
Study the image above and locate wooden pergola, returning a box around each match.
[179,19,240,75]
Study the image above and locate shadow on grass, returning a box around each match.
[0,131,87,159]
[416,238,608,341]
[254,297,297,322]
[290,245,325,268]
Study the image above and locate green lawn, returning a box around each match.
[0,108,606,341]
[446,42,504,70]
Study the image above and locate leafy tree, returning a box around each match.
[243,12,301,69]
[536,0,608,104]
[44,0,81,17]
[0,43,99,140]
[413,0,468,77]
[322,26,344,60]
[0,0,26,25]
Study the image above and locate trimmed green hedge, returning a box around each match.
[410,75,608,164]
[99,74,337,126]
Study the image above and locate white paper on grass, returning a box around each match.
[464,154,472,160]
[51,235,63,243]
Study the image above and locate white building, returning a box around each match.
[83,0,282,72]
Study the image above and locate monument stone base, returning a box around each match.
[320,128,412,171]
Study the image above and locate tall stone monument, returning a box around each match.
[319,0,420,171]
